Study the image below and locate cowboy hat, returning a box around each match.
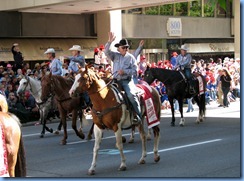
[69,45,83,52]
[115,39,130,48]
[179,45,189,51]
[35,63,40,68]
[44,48,55,54]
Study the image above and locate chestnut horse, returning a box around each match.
[0,94,26,177]
[69,67,161,175]
[41,73,89,145]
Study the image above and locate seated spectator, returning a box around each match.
[7,92,18,109]
[0,84,6,97]
[24,91,38,112]
[5,84,13,98]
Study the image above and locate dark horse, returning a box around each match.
[144,67,206,126]
[41,73,91,145]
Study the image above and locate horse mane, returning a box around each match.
[52,75,73,89]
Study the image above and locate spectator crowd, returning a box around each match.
[0,43,240,122]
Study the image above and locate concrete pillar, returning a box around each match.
[234,0,240,59]
[97,10,122,52]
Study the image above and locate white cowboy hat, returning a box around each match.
[69,45,83,52]
[179,45,189,51]
[44,48,55,54]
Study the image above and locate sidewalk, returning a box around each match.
[22,100,240,127]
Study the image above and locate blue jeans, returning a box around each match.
[118,79,141,117]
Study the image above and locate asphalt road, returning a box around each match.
[21,101,241,178]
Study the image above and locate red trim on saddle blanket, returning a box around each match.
[136,81,160,129]
[0,124,9,177]
[196,75,204,95]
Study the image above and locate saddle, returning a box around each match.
[111,80,160,128]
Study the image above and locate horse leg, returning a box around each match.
[87,123,94,140]
[128,125,135,143]
[137,122,147,164]
[72,110,85,139]
[169,98,175,126]
[39,109,46,138]
[54,121,62,135]
[114,127,127,171]
[152,126,160,162]
[146,128,152,141]
[178,99,185,126]
[60,110,68,145]
[88,124,103,175]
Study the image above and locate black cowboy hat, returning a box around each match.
[114,39,130,48]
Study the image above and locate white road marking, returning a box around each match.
[147,139,222,154]
[22,128,73,137]
[66,132,138,145]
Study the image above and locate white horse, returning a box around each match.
[17,76,61,137]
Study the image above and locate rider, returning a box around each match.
[105,32,141,125]
[65,45,91,109]
[65,45,86,74]
[173,45,195,94]
[44,48,62,76]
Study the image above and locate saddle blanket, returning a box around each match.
[196,76,204,95]
[0,124,9,177]
[136,81,160,129]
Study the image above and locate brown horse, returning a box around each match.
[0,94,26,177]
[41,73,88,145]
[69,67,161,175]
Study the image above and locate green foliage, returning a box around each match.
[207,0,232,12]
[160,4,173,15]
[145,6,159,15]
[204,2,214,17]
[189,1,201,17]
[175,2,188,16]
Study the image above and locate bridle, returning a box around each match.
[21,76,42,97]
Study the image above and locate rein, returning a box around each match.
[92,103,122,129]
[21,76,42,98]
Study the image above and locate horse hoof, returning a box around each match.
[138,159,146,164]
[87,134,92,140]
[118,166,126,171]
[60,140,67,145]
[79,133,85,139]
[171,123,175,127]
[180,124,184,127]
[128,138,134,143]
[88,170,95,175]
[154,155,160,163]
[50,128,53,133]
[122,136,126,143]
[54,130,60,135]
[40,134,44,138]
[200,119,204,122]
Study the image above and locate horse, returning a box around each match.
[17,75,61,138]
[144,67,206,127]
[41,73,93,145]
[69,67,161,175]
[0,94,26,177]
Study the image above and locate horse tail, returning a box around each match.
[15,135,27,177]
[200,74,206,117]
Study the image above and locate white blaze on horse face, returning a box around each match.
[17,79,28,95]
[69,73,81,96]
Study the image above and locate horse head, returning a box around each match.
[143,67,155,85]
[16,76,29,96]
[41,72,53,102]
